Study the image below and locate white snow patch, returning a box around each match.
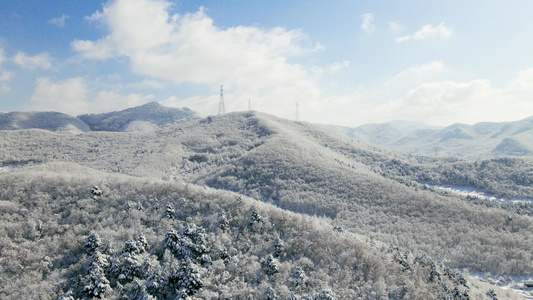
[0,164,19,172]
[425,184,532,203]
[469,272,533,299]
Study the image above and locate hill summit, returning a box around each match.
[77,101,201,132]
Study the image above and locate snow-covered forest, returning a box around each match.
[1,105,533,299]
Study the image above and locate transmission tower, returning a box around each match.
[248,99,251,111]
[295,101,300,122]
[218,84,225,115]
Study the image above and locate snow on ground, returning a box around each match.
[469,272,533,299]
[0,164,19,172]
[427,184,532,203]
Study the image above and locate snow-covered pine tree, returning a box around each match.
[163,223,210,263]
[289,266,307,287]
[264,286,278,300]
[261,255,279,277]
[164,203,175,219]
[273,238,284,258]
[85,231,102,255]
[167,259,204,296]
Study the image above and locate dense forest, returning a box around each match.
[0,163,501,299]
[1,109,532,298]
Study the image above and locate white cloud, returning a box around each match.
[49,14,69,28]
[396,23,453,43]
[0,49,13,82]
[31,77,155,115]
[92,91,154,112]
[361,13,374,32]
[0,49,6,65]
[72,2,310,87]
[127,79,166,90]
[312,60,350,76]
[389,61,444,82]
[71,0,321,119]
[0,49,12,93]
[508,68,533,91]
[0,71,13,82]
[31,77,89,114]
[360,76,533,126]
[14,52,52,70]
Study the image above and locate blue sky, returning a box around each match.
[1,0,533,126]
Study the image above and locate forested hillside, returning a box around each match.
[0,163,495,299]
[1,110,533,298]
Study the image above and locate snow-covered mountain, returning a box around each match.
[1,108,533,298]
[77,101,201,132]
[0,111,90,133]
[322,120,442,147]
[0,102,201,133]
[391,117,533,158]
[324,117,533,159]
[2,110,533,276]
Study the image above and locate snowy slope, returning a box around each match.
[0,111,90,132]
[391,117,533,158]
[1,111,533,278]
[324,117,533,159]
[77,101,200,131]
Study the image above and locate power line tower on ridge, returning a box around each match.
[218,84,225,115]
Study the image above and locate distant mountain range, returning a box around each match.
[78,101,200,131]
[0,111,91,133]
[1,102,532,159]
[0,102,200,133]
[323,117,533,159]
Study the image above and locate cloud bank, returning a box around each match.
[31,77,154,116]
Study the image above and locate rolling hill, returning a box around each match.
[2,110,533,280]
[325,117,533,159]
[0,111,90,133]
[77,101,201,132]
[1,162,501,299]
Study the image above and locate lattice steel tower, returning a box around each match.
[218,84,226,115]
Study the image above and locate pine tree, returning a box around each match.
[168,259,204,296]
[273,238,284,258]
[85,231,102,255]
[164,203,175,219]
[128,280,156,300]
[262,255,279,277]
[83,264,111,298]
[163,223,210,262]
[264,286,278,300]
[316,289,338,300]
[289,266,307,287]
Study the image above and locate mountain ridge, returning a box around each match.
[2,110,533,279]
[323,116,533,159]
[0,102,200,133]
